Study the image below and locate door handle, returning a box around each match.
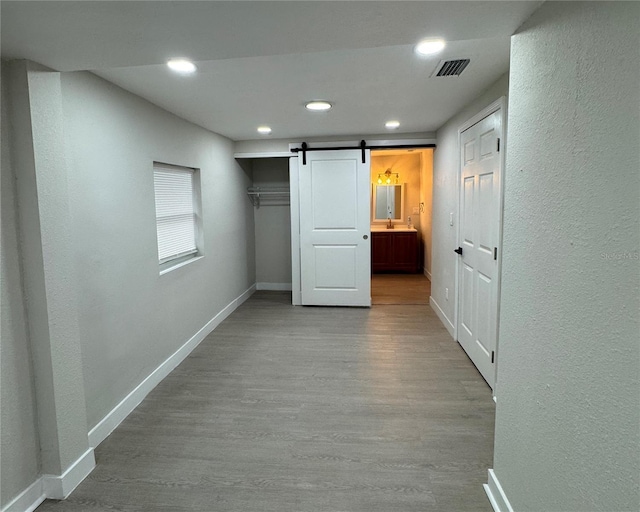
[454,247,463,255]
[363,235,368,240]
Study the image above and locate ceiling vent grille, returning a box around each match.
[435,59,470,77]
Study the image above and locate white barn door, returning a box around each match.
[456,109,502,389]
[299,149,371,306]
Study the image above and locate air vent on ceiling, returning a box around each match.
[434,59,470,77]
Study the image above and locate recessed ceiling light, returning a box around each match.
[305,101,332,112]
[167,58,197,74]
[257,126,272,135]
[385,120,400,130]
[415,39,446,56]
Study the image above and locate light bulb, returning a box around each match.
[167,59,197,74]
[305,101,332,111]
[415,39,446,56]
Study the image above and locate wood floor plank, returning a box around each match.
[37,291,493,512]
[371,273,431,305]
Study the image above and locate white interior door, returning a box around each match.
[299,149,371,306]
[457,110,502,388]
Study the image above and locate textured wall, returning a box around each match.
[252,158,292,286]
[19,62,91,476]
[0,63,41,509]
[431,74,508,331]
[60,72,255,429]
[493,2,640,510]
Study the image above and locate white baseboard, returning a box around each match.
[423,269,432,281]
[429,296,455,338]
[88,284,256,447]
[43,448,95,499]
[256,282,292,291]
[236,284,256,305]
[1,479,45,512]
[484,469,514,512]
[1,448,95,512]
[4,287,256,512]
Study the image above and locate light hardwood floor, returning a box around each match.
[371,273,431,305]
[38,291,494,512]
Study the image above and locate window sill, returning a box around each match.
[159,255,204,276]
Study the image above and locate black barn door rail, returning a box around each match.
[291,140,436,165]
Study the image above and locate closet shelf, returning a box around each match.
[247,186,290,208]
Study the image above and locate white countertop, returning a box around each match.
[370,225,417,233]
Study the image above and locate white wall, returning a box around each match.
[234,131,437,156]
[60,71,256,430]
[3,60,94,502]
[430,73,508,334]
[492,2,639,510]
[251,158,292,288]
[0,64,41,510]
[0,62,256,508]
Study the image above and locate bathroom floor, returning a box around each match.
[371,273,431,305]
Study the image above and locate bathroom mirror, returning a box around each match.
[372,184,405,222]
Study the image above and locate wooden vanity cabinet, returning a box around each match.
[371,231,418,273]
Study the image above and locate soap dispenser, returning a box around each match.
[407,216,412,229]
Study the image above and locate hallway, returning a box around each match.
[37,292,494,512]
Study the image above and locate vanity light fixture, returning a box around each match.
[257,126,272,135]
[305,100,332,112]
[415,38,446,56]
[385,120,400,130]
[377,169,399,185]
[167,58,197,74]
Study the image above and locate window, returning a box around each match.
[153,162,201,269]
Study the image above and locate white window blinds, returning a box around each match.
[153,164,197,264]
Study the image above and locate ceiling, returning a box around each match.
[1,1,543,141]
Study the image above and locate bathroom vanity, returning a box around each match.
[371,227,419,273]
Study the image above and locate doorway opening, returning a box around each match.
[370,148,433,305]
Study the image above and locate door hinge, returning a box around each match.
[454,247,463,255]
[491,351,495,364]
[496,138,500,152]
[494,247,498,260]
